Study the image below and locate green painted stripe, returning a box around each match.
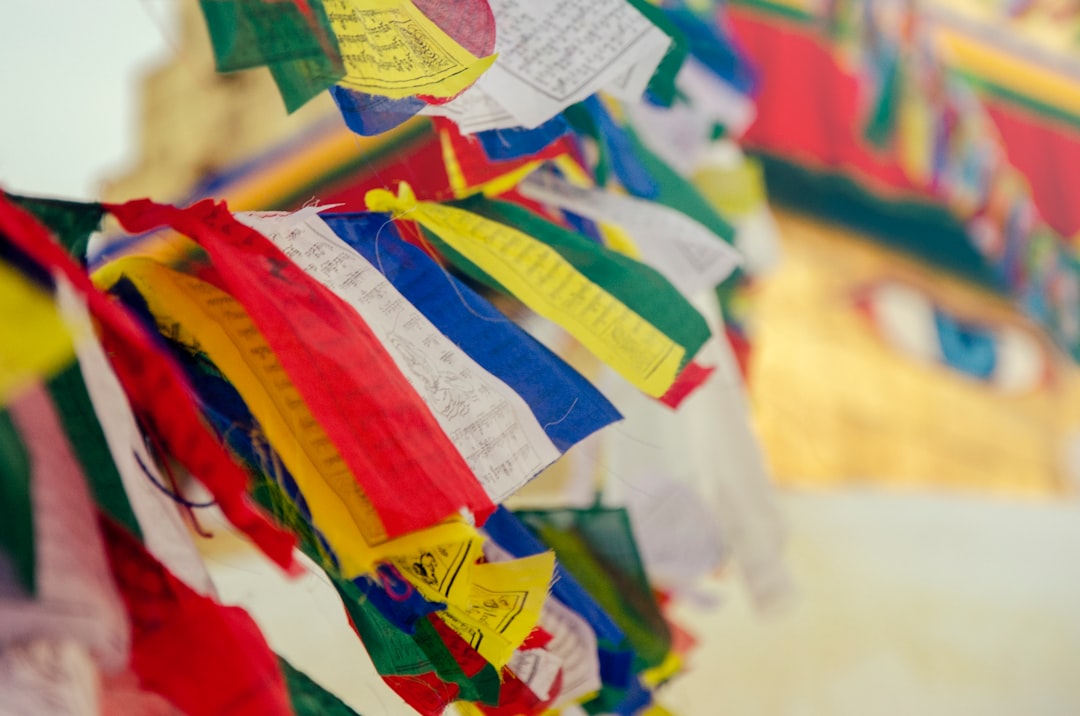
[952,69,1080,131]
[752,151,1006,291]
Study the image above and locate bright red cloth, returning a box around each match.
[101,517,292,716]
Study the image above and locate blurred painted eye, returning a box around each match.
[856,281,1050,393]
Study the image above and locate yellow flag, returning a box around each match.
[0,261,74,406]
[326,0,495,99]
[640,650,682,688]
[438,550,556,669]
[366,183,685,397]
[94,257,483,577]
[96,257,548,649]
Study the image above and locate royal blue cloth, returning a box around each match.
[352,565,446,635]
[662,5,758,96]
[475,115,571,161]
[330,86,426,136]
[321,212,621,453]
[581,96,660,199]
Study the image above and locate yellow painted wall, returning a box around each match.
[750,209,1077,496]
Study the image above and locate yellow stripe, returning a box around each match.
[934,28,1080,120]
[367,183,686,397]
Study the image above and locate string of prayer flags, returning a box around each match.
[102,253,522,630]
[237,209,565,504]
[98,239,558,690]
[106,198,496,539]
[366,183,711,398]
[97,238,560,694]
[324,0,496,100]
[193,0,697,138]
[95,257,392,576]
[319,210,621,457]
[0,192,298,571]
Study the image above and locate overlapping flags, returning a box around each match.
[0,1,794,714]
[0,176,783,713]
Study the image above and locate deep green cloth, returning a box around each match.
[432,195,712,372]
[6,195,103,266]
[516,507,672,673]
[199,0,344,112]
[279,655,363,716]
[625,0,689,107]
[47,363,143,539]
[0,409,34,594]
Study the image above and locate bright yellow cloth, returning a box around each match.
[326,0,495,99]
[366,183,685,397]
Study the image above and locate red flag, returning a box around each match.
[106,199,495,538]
[0,192,296,570]
[100,517,292,716]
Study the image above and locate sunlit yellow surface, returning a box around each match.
[750,209,1077,496]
